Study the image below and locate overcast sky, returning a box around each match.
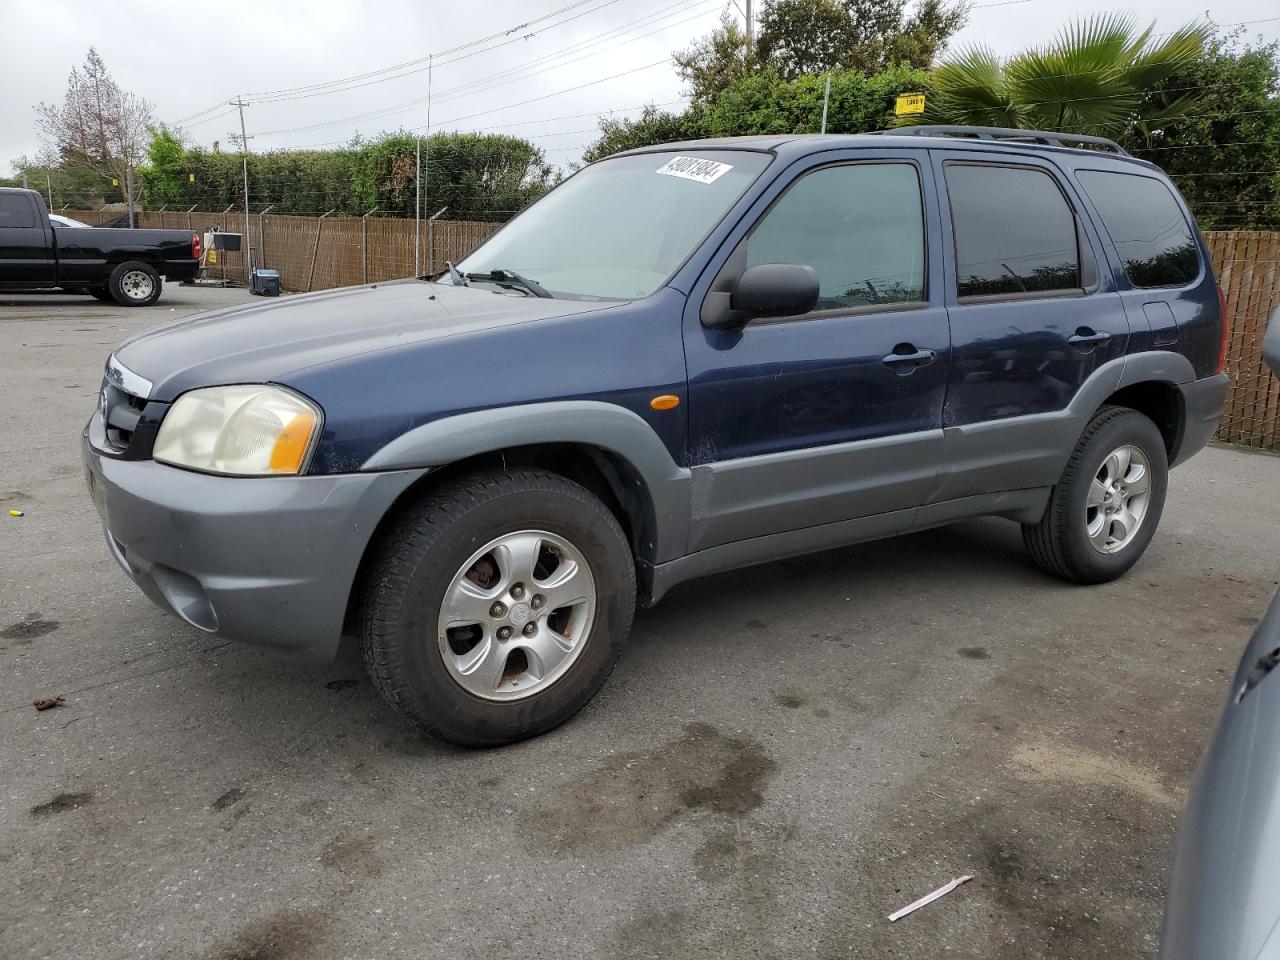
[2,0,1275,171]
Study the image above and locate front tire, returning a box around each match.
[1023,405,1169,584]
[108,261,162,307]
[360,469,635,747]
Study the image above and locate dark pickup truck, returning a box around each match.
[0,187,200,306]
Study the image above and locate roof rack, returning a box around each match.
[868,125,1129,156]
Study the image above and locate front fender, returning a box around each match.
[360,400,692,564]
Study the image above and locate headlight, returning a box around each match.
[153,385,322,476]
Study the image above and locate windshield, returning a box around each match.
[455,150,771,300]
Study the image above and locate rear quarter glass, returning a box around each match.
[1075,169,1201,289]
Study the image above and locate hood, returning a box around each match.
[114,280,613,401]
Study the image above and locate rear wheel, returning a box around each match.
[107,261,162,307]
[360,469,635,747]
[1023,405,1168,583]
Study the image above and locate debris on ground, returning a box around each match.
[33,696,66,711]
[888,875,974,922]
[9,509,24,517]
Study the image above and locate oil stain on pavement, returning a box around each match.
[202,908,330,960]
[522,721,779,856]
[30,791,92,818]
[1,615,59,642]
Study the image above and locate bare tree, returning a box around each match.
[35,48,154,206]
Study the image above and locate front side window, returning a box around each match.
[743,162,926,311]
[0,195,36,228]
[946,163,1080,299]
[1076,170,1200,288]
[455,150,770,300]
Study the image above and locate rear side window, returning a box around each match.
[744,162,925,311]
[0,194,36,228]
[945,163,1080,299]
[1076,170,1200,288]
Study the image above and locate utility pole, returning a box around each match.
[745,0,753,46]
[820,74,831,134]
[415,137,421,276]
[46,174,53,209]
[414,55,433,277]
[230,97,253,274]
[125,166,135,227]
[423,55,433,273]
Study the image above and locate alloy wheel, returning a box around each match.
[436,529,596,701]
[1085,443,1152,554]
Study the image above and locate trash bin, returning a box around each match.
[250,268,281,297]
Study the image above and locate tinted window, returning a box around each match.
[1077,170,1199,288]
[946,164,1079,298]
[744,162,925,311]
[0,194,36,228]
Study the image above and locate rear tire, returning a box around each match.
[1023,405,1168,583]
[108,261,162,307]
[360,469,635,747]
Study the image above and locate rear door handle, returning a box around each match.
[881,344,937,373]
[1068,327,1112,350]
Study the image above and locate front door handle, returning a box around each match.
[1068,327,1112,351]
[881,343,937,374]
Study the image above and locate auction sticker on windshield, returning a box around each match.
[656,156,733,184]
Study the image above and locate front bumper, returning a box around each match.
[82,419,425,661]
[1172,371,1229,467]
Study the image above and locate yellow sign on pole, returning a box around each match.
[895,93,926,116]
[188,173,195,183]
[208,249,217,264]
[111,178,119,186]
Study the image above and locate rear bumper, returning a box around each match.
[161,260,199,282]
[82,421,424,660]
[1173,372,1229,467]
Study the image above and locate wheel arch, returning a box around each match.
[342,441,668,635]
[342,401,693,631]
[1099,379,1184,462]
[1097,350,1198,465]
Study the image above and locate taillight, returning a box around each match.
[1216,282,1229,374]
[192,233,201,261]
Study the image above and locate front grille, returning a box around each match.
[101,381,148,452]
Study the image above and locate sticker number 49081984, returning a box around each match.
[655,155,734,184]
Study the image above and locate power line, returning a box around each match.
[253,0,716,139]
[164,0,628,126]
[251,0,627,103]
[277,60,675,151]
[291,98,687,149]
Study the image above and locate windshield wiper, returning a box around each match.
[465,268,553,299]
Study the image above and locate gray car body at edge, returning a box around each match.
[1161,306,1280,960]
[1161,586,1280,960]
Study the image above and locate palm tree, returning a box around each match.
[906,15,1211,138]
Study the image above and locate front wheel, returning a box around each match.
[108,261,162,306]
[360,469,635,747]
[1023,405,1169,583]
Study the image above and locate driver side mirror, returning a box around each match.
[704,263,820,330]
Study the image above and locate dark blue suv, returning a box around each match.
[83,126,1228,745]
